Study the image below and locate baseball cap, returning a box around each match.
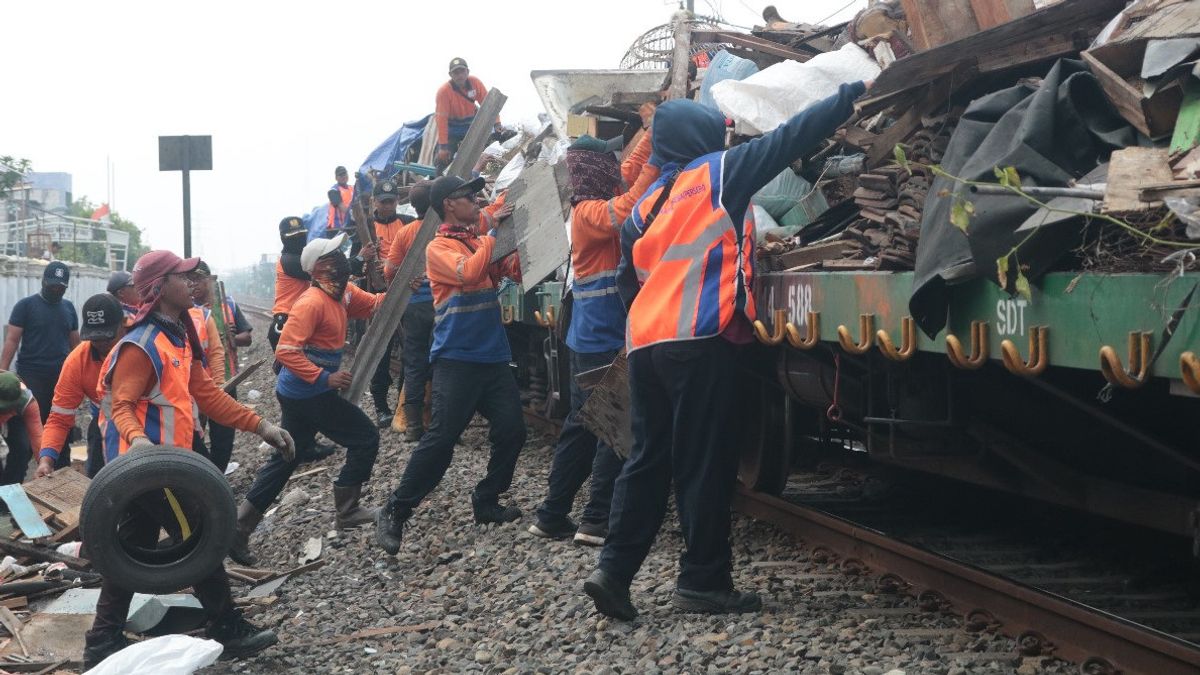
[335,165,348,176]
[0,373,30,413]
[279,216,306,239]
[43,261,70,287]
[429,175,486,218]
[106,271,134,294]
[301,233,347,273]
[132,250,201,289]
[79,293,124,342]
[448,57,469,73]
[373,179,400,201]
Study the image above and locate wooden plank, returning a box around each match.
[0,487,52,540]
[491,160,573,285]
[223,358,265,394]
[900,0,979,51]
[1102,147,1174,214]
[969,0,1035,29]
[304,621,440,647]
[287,466,328,483]
[691,30,813,62]
[0,540,88,571]
[22,468,88,517]
[343,90,507,404]
[0,598,27,611]
[0,607,27,656]
[1170,81,1200,154]
[776,241,855,270]
[576,352,632,459]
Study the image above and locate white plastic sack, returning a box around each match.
[494,153,527,192]
[712,43,880,136]
[84,634,222,675]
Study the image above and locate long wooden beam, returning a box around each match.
[343,90,508,403]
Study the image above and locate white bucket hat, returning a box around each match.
[300,233,347,273]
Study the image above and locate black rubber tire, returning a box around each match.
[81,446,235,594]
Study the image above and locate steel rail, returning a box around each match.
[734,487,1200,675]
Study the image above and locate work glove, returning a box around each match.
[257,420,295,462]
[130,436,155,451]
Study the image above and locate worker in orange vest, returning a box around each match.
[435,57,501,173]
[584,80,870,621]
[87,249,294,669]
[327,165,354,233]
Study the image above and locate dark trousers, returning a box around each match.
[387,359,526,518]
[0,415,31,485]
[244,390,379,512]
[85,417,104,478]
[369,334,400,414]
[206,385,236,473]
[400,302,434,408]
[599,338,741,592]
[87,492,231,639]
[536,348,624,527]
[20,368,70,469]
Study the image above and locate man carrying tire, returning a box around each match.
[86,249,296,669]
[233,233,385,565]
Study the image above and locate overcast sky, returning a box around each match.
[2,0,863,274]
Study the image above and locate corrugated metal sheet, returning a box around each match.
[0,255,110,331]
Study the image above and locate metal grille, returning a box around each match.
[619,16,728,69]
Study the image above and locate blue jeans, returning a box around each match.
[599,338,742,592]
[386,358,526,517]
[535,348,624,527]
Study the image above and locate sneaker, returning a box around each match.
[375,501,406,555]
[207,609,278,659]
[672,587,763,614]
[83,630,130,670]
[573,521,607,547]
[473,500,522,524]
[528,516,577,539]
[583,569,637,621]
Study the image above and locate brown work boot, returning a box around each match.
[229,501,263,566]
[333,484,376,529]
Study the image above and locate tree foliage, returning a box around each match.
[0,156,32,200]
[59,196,151,268]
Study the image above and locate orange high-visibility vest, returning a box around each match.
[327,184,354,229]
[626,156,757,352]
[97,322,200,459]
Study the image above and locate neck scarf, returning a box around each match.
[566,148,622,205]
[437,221,475,243]
[311,252,351,300]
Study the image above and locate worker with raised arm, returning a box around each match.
[86,249,294,668]
[435,57,501,173]
[233,233,385,566]
[375,175,526,555]
[529,120,659,547]
[35,294,126,479]
[585,80,872,621]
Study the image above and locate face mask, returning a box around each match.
[42,285,66,302]
[311,252,351,300]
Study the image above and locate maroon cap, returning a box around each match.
[130,250,201,324]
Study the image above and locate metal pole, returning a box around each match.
[182,168,192,258]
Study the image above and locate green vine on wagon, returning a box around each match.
[892,144,1189,303]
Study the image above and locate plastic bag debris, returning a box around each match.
[83,634,222,675]
[699,50,759,110]
[711,43,880,136]
[753,169,815,220]
[1166,197,1200,239]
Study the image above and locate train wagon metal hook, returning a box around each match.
[785,312,821,350]
[837,314,875,355]
[1100,331,1152,389]
[1000,326,1048,377]
[1181,352,1200,395]
[876,316,917,362]
[533,306,556,329]
[501,305,515,326]
[946,321,989,370]
[753,309,787,346]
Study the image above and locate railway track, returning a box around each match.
[737,464,1200,675]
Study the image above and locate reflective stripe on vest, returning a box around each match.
[626,154,757,352]
[97,323,199,460]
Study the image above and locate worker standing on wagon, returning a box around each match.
[327,166,354,234]
[374,175,526,555]
[232,233,385,566]
[529,122,659,546]
[584,80,870,620]
[435,58,501,173]
[86,249,294,668]
[34,294,126,479]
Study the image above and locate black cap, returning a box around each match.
[448,57,469,73]
[43,261,69,287]
[410,181,432,216]
[106,271,133,294]
[373,179,399,201]
[195,260,212,276]
[429,175,486,218]
[335,165,348,176]
[79,294,124,341]
[279,216,306,239]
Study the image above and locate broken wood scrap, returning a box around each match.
[1103,147,1174,214]
[0,541,87,571]
[302,621,442,647]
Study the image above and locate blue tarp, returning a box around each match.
[303,203,331,242]
[358,114,433,181]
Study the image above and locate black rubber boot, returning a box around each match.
[472,495,521,524]
[584,569,637,621]
[229,501,263,566]
[207,608,278,659]
[83,630,130,670]
[671,587,763,614]
[333,484,376,530]
[375,499,407,555]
